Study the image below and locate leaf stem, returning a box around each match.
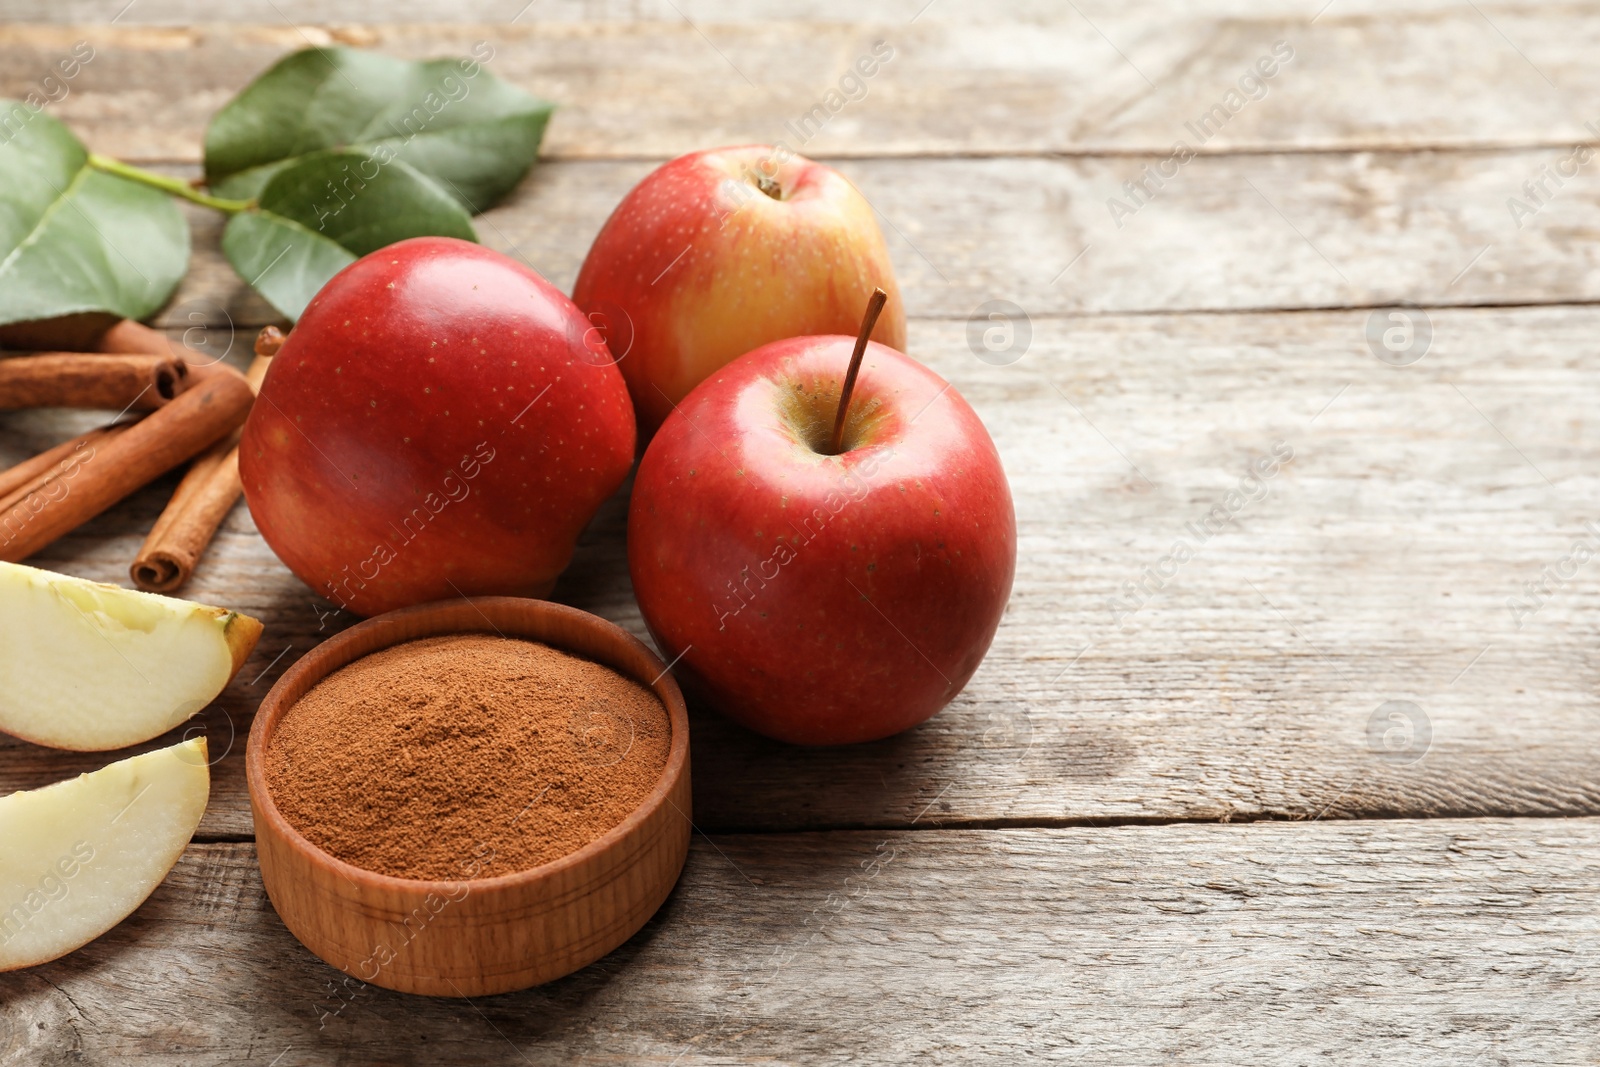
[87,154,255,214]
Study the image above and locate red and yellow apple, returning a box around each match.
[628,334,1015,745]
[573,145,905,437]
[240,237,635,617]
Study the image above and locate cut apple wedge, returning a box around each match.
[0,736,209,971]
[0,560,262,750]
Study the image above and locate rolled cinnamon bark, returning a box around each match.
[130,334,277,592]
[130,444,243,592]
[93,318,186,358]
[0,421,139,501]
[0,311,120,352]
[254,325,286,358]
[0,352,188,411]
[0,369,255,563]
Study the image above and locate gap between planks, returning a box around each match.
[102,139,1600,166]
[188,808,1600,846]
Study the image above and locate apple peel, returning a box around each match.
[0,737,210,971]
[0,561,262,751]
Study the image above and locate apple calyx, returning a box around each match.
[742,165,784,200]
[826,287,889,456]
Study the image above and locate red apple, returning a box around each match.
[573,145,906,437]
[628,333,1015,745]
[240,237,635,617]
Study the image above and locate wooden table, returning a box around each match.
[4,1,1600,1062]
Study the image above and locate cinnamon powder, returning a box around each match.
[264,634,671,881]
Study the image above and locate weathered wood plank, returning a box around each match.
[2,4,1599,163]
[3,819,1598,1064]
[136,146,1600,329]
[3,307,1597,834]
[610,306,1600,830]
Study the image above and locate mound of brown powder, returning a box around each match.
[265,633,671,881]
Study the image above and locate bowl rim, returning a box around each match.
[245,595,691,896]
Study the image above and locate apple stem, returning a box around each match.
[828,288,889,456]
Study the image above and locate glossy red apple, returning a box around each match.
[573,144,906,437]
[240,237,635,617]
[628,329,1015,745]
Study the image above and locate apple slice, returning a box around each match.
[0,561,263,751]
[0,737,209,971]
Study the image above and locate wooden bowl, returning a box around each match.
[245,597,691,997]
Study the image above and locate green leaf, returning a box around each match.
[222,149,477,321]
[204,47,552,213]
[0,101,187,327]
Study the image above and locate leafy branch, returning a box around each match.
[0,45,552,328]
[86,155,255,214]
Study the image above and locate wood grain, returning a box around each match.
[0,4,1593,1062]
[3,818,1597,1064]
[5,4,1600,162]
[3,308,1596,834]
[127,145,1600,332]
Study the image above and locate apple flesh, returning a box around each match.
[0,737,209,971]
[0,561,261,751]
[628,335,1015,745]
[573,145,906,437]
[240,237,637,617]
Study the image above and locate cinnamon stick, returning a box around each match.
[0,311,120,352]
[254,325,286,358]
[0,369,255,563]
[93,318,186,358]
[130,329,279,592]
[0,352,188,411]
[94,317,246,384]
[0,421,139,501]
[130,443,242,592]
